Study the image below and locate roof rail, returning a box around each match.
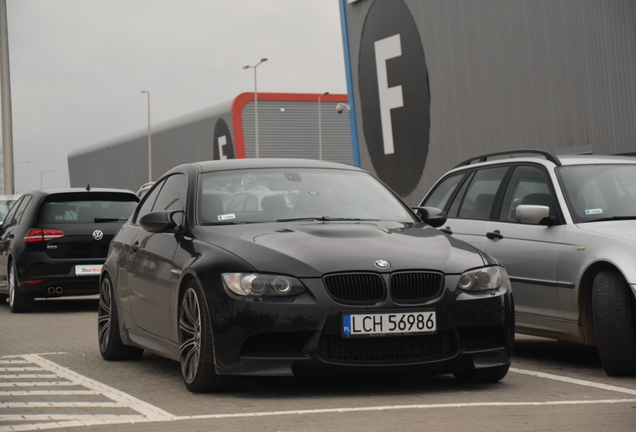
[454,149,561,168]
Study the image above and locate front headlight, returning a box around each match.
[457,266,503,291]
[222,273,305,297]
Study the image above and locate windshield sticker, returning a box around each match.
[585,208,603,215]
[218,213,236,221]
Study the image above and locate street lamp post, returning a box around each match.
[318,92,329,160]
[243,58,267,158]
[0,0,15,195]
[141,90,152,182]
[40,170,55,189]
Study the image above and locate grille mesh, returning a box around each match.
[317,332,454,365]
[390,272,444,304]
[323,273,385,305]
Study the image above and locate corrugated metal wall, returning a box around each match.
[343,0,636,204]
[241,100,353,163]
[68,97,353,192]
[68,102,232,191]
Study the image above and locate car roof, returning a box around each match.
[450,150,636,173]
[21,188,138,198]
[169,158,365,174]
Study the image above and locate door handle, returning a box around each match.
[486,230,503,240]
[131,241,139,252]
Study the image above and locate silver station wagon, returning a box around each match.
[421,150,636,376]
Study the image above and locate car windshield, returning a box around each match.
[197,168,414,224]
[559,163,636,223]
[38,198,138,223]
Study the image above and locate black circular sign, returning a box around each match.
[358,0,430,196]
[212,118,235,160]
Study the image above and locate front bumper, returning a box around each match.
[199,273,515,377]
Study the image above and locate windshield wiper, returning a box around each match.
[94,217,127,222]
[587,215,636,222]
[277,216,379,222]
[201,220,245,225]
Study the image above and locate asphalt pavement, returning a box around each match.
[1,297,635,432]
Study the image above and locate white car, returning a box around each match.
[0,195,20,223]
[420,150,636,376]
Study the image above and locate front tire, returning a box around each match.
[8,262,33,313]
[179,281,235,393]
[593,270,636,376]
[98,275,144,360]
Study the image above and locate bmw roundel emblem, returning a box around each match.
[92,230,104,241]
[374,259,391,269]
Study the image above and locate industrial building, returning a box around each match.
[340,0,636,204]
[68,92,352,191]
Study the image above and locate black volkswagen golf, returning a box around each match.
[98,159,514,392]
[0,188,139,313]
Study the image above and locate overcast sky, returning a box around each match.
[1,0,347,193]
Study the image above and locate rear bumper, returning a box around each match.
[19,276,100,297]
[16,255,104,297]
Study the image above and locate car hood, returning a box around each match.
[576,220,636,242]
[194,221,488,277]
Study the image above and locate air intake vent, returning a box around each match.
[323,273,385,305]
[317,332,454,365]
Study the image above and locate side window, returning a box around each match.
[423,173,465,211]
[153,174,187,212]
[12,196,33,227]
[2,196,25,228]
[499,165,555,222]
[134,179,165,224]
[457,167,508,220]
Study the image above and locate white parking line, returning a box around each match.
[0,354,176,432]
[0,374,58,379]
[0,390,99,396]
[0,382,73,388]
[1,357,635,432]
[182,398,636,420]
[0,402,126,408]
[510,367,636,396]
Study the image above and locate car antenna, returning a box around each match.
[86,184,90,192]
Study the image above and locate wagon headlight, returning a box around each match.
[222,273,305,296]
[457,266,503,291]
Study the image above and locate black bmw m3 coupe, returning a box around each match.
[98,158,514,392]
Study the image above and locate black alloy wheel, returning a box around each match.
[98,275,144,360]
[8,262,33,313]
[178,282,234,392]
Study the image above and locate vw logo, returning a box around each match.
[374,259,391,269]
[92,230,104,241]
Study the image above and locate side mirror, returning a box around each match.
[411,206,447,228]
[515,204,554,225]
[139,210,181,233]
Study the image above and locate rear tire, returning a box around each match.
[453,363,510,383]
[8,262,33,313]
[0,293,7,304]
[98,274,144,361]
[593,270,636,376]
[178,281,235,393]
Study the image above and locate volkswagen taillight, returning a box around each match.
[23,228,66,242]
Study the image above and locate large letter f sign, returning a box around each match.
[374,34,404,155]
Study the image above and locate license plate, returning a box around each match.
[342,311,436,337]
[75,265,103,276]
